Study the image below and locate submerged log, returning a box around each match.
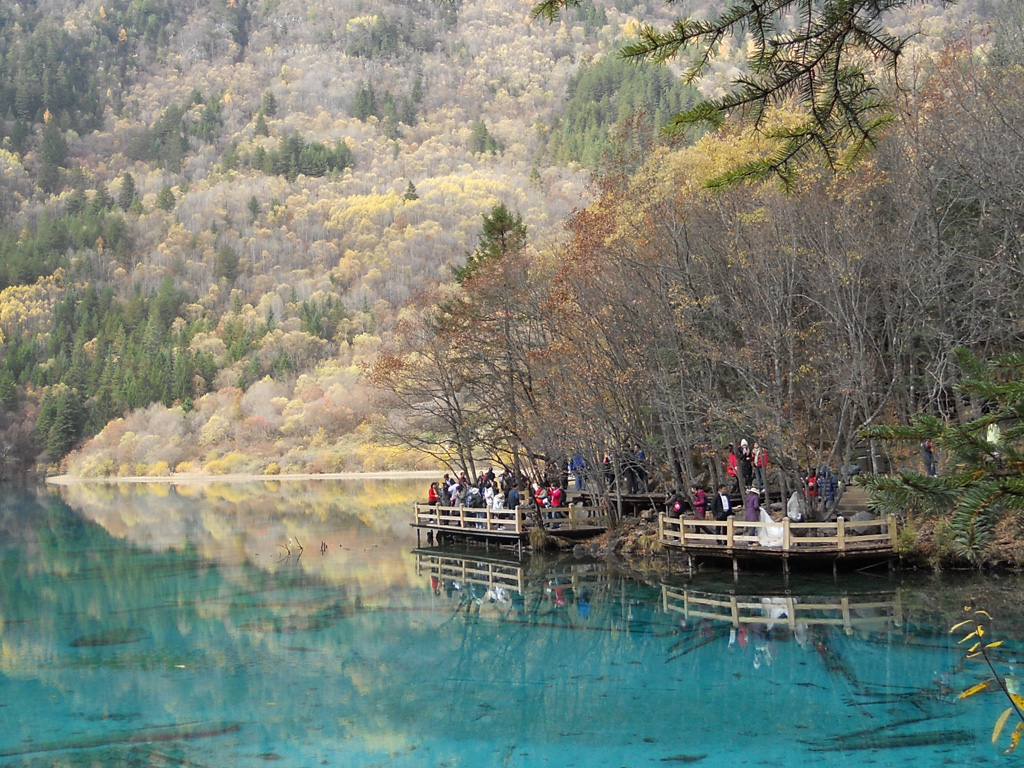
[0,721,242,758]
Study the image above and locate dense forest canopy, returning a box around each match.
[0,0,1017,499]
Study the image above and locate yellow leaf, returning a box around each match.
[1011,694,1024,710]
[986,641,1004,649]
[960,680,992,700]
[993,707,1012,744]
[960,630,978,643]
[968,642,981,654]
[976,610,993,620]
[950,620,973,633]
[1007,721,1023,753]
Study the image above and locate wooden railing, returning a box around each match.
[413,501,609,536]
[661,586,903,633]
[659,513,898,554]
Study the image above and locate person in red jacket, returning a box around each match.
[691,485,707,520]
[752,442,769,491]
[725,444,739,494]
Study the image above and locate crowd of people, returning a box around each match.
[664,439,847,524]
[427,467,571,515]
[425,436,848,527]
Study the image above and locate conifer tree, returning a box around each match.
[38,120,68,194]
[254,112,269,137]
[453,203,525,284]
[532,0,945,186]
[117,173,137,212]
[859,350,1024,564]
[155,185,176,212]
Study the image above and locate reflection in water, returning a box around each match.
[0,483,1020,767]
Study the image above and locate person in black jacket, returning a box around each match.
[711,484,733,520]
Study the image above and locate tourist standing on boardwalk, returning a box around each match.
[738,439,754,490]
[712,484,733,520]
[603,452,615,489]
[691,485,707,520]
[571,451,586,490]
[744,486,760,523]
[818,467,840,519]
[752,442,768,491]
[633,444,648,492]
[726,445,739,493]
[550,484,563,509]
[666,488,684,518]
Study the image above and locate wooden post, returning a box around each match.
[726,516,735,548]
[837,516,846,551]
[888,514,898,551]
[782,517,791,552]
[659,513,665,547]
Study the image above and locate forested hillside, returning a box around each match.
[0,0,718,477]
[0,0,1010,483]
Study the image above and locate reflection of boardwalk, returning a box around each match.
[661,585,903,634]
[412,502,608,553]
[412,548,637,628]
[660,513,898,573]
[414,548,527,593]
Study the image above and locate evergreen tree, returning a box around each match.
[859,350,1024,564]
[468,120,500,154]
[0,370,17,411]
[38,120,68,194]
[117,173,137,212]
[532,0,936,186]
[90,181,114,213]
[403,181,419,201]
[260,89,278,117]
[155,185,176,211]
[36,384,86,460]
[352,83,378,121]
[453,203,526,283]
[254,111,269,137]
[215,245,242,284]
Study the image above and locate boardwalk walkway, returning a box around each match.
[412,501,609,553]
[659,512,898,573]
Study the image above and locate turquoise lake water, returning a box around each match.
[1,480,1022,767]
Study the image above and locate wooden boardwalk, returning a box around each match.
[661,585,903,634]
[412,501,609,553]
[659,513,898,574]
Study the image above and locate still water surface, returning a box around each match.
[1,479,1021,767]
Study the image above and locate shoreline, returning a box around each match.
[46,470,440,486]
